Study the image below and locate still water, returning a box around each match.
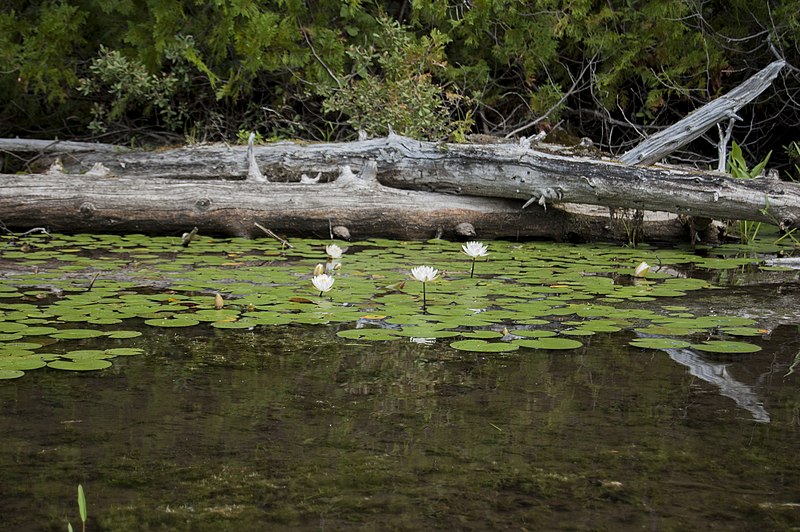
[1,318,798,530]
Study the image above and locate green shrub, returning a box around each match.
[77,46,187,134]
[321,17,473,140]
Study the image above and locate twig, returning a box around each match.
[505,54,597,139]
[255,222,294,248]
[18,227,51,238]
[86,272,100,292]
[301,27,342,88]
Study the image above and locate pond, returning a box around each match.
[1,232,799,530]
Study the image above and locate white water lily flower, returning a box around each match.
[313,263,325,277]
[410,265,439,283]
[311,273,335,295]
[461,241,489,259]
[634,261,651,278]
[325,243,343,259]
[462,241,488,278]
[410,266,438,311]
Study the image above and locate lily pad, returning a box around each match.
[691,341,762,354]
[49,329,106,340]
[513,338,584,350]
[0,369,25,379]
[144,317,201,328]
[0,356,47,371]
[105,330,143,339]
[629,338,692,349]
[104,348,145,356]
[336,328,401,341]
[47,359,113,371]
[449,339,519,353]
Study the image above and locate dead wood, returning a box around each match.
[0,166,700,242]
[619,60,786,166]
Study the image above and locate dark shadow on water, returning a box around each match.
[1,324,799,531]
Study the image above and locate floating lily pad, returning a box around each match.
[691,341,762,354]
[509,329,558,338]
[560,329,596,336]
[461,330,505,339]
[336,328,401,341]
[0,369,25,379]
[720,327,766,337]
[47,359,113,371]
[394,327,459,338]
[0,356,46,371]
[629,338,692,349]
[49,329,106,340]
[144,317,201,327]
[513,338,584,350]
[105,330,143,339]
[210,319,261,329]
[104,348,144,356]
[63,350,110,360]
[449,339,519,352]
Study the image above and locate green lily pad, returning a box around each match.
[449,339,519,352]
[105,330,143,339]
[104,348,144,356]
[394,327,459,338]
[144,317,201,327]
[691,341,762,354]
[509,329,558,338]
[0,356,46,371]
[0,369,25,379]
[513,338,584,350]
[47,359,113,371]
[461,330,505,339]
[336,328,401,341]
[629,338,692,349]
[720,327,766,337]
[0,323,27,333]
[63,350,110,360]
[49,329,106,340]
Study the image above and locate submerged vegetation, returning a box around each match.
[0,231,793,379]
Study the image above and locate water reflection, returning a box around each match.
[665,347,771,423]
[0,325,798,530]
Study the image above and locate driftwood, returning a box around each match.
[1,132,798,241]
[0,159,699,241]
[620,60,786,165]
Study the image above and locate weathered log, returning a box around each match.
[10,133,797,229]
[0,138,129,153]
[619,60,786,165]
[0,168,699,242]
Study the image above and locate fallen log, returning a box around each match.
[0,162,699,242]
[4,133,797,229]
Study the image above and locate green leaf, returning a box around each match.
[78,483,87,524]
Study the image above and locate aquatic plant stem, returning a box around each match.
[422,282,427,312]
[470,259,476,278]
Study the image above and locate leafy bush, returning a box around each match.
[321,17,473,140]
[77,46,186,134]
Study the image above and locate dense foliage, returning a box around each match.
[1,1,798,173]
